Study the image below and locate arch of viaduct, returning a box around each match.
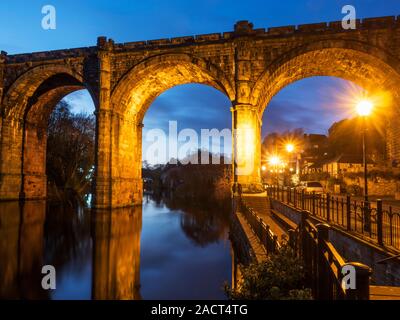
[1,17,400,208]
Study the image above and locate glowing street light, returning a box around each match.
[268,155,281,166]
[268,155,282,186]
[356,100,374,117]
[261,165,266,171]
[285,143,295,153]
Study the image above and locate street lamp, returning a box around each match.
[269,155,281,166]
[356,99,373,202]
[356,99,373,233]
[286,143,295,153]
[356,100,373,117]
[268,155,281,186]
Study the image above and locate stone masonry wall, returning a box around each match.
[2,17,400,207]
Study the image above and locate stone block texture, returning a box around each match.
[1,17,400,208]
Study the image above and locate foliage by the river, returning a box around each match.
[143,150,232,202]
[225,245,312,300]
[46,101,95,203]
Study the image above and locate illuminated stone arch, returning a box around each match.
[111,53,235,121]
[94,53,235,208]
[249,40,400,176]
[252,40,400,114]
[0,64,95,200]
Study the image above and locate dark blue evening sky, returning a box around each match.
[1,0,399,160]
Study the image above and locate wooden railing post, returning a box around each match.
[301,189,305,210]
[377,199,383,246]
[343,262,372,300]
[346,194,351,231]
[316,223,331,300]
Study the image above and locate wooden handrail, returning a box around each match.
[299,211,371,300]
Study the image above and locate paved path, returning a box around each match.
[241,193,288,243]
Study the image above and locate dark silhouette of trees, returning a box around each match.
[46,101,95,203]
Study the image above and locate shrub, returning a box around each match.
[225,245,312,300]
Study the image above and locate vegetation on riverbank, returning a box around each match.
[143,150,232,203]
[46,101,95,204]
[225,245,312,300]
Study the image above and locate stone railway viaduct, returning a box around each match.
[1,16,400,208]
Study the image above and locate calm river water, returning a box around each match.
[0,194,232,299]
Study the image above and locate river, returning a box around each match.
[0,194,232,299]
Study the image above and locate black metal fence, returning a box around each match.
[268,185,400,251]
[238,195,372,300]
[300,210,371,300]
[239,198,280,254]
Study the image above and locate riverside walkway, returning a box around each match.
[236,191,400,300]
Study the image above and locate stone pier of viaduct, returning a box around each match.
[1,16,400,208]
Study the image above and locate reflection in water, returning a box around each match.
[0,201,47,299]
[92,206,142,300]
[0,195,232,299]
[141,193,232,299]
[158,194,231,247]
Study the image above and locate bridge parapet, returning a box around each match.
[4,16,400,62]
[5,47,97,64]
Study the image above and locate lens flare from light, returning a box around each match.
[356,100,373,116]
[268,155,281,166]
[286,143,295,153]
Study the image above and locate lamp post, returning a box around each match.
[269,155,281,186]
[285,143,294,186]
[356,99,373,232]
[356,100,373,202]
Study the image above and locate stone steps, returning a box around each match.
[241,194,287,242]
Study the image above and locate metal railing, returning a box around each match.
[237,194,372,300]
[300,210,371,300]
[268,185,400,251]
[239,198,280,254]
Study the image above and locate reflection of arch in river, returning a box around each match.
[0,200,143,300]
[92,205,142,300]
[0,201,47,299]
